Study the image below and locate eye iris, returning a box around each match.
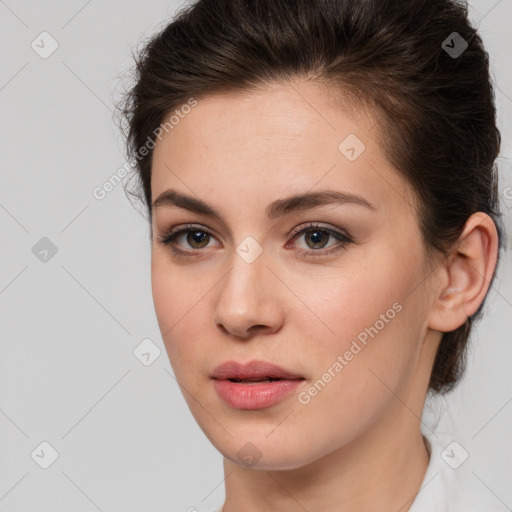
[187,231,209,248]
[306,229,329,249]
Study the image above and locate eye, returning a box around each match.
[287,223,352,257]
[157,222,352,258]
[157,224,219,256]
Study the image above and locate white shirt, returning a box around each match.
[210,392,504,511]
[406,391,505,511]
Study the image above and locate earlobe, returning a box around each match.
[428,212,499,333]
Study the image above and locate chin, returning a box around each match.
[206,429,318,471]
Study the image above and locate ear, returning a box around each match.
[428,212,499,332]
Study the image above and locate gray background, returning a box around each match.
[1,1,511,511]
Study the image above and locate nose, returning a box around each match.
[213,250,285,340]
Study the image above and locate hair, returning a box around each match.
[116,0,503,394]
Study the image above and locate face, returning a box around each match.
[150,79,437,470]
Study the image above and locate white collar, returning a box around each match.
[409,391,504,511]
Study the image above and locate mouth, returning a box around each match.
[211,359,305,382]
[226,377,292,384]
[211,360,306,410]
[211,362,306,410]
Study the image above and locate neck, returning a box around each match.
[221,405,429,512]
[219,357,436,512]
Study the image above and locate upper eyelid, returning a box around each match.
[160,224,220,245]
[289,222,350,240]
[164,222,346,237]
[165,224,219,241]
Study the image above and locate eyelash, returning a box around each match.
[157,222,353,259]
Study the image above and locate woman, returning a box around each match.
[117,0,504,510]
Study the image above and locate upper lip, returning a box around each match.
[211,360,304,380]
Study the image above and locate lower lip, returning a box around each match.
[212,379,304,409]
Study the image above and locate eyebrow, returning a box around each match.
[152,188,377,220]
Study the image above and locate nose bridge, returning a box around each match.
[214,245,283,336]
[219,249,267,311]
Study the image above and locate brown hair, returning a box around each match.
[116,0,503,394]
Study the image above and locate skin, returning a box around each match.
[150,78,498,512]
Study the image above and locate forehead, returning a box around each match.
[154,80,370,159]
[150,79,416,217]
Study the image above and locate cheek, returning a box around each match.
[151,255,205,370]
[288,280,422,455]
[290,249,425,397]
[151,260,179,336]
[289,259,405,346]
[151,251,212,330]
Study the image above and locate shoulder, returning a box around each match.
[409,392,505,512]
